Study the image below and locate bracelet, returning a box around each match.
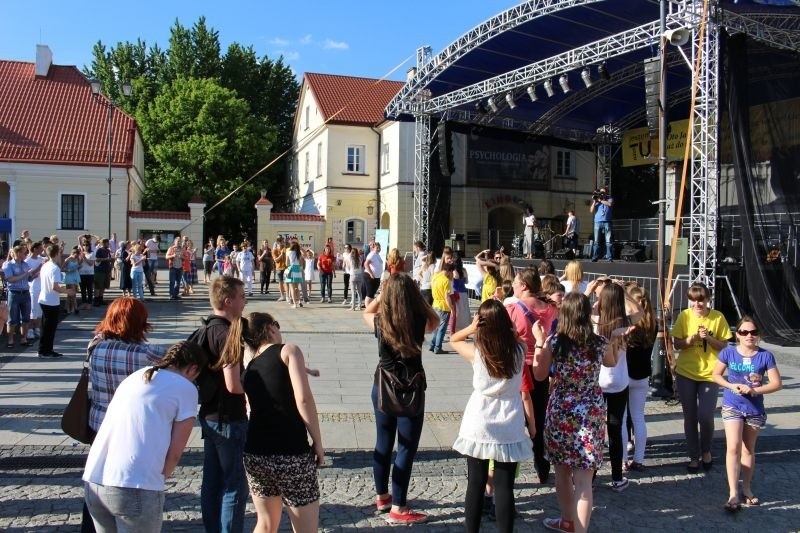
[535,345,545,349]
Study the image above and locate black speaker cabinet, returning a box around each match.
[553,248,575,260]
[620,246,645,262]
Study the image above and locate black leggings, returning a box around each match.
[465,457,517,533]
[260,269,271,293]
[532,377,550,479]
[603,387,629,482]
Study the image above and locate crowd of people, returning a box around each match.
[3,228,782,531]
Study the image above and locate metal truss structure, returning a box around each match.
[413,47,433,245]
[396,0,800,287]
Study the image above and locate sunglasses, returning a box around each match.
[270,321,280,330]
[737,329,759,337]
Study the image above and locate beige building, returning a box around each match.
[290,72,596,256]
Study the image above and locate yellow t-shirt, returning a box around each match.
[481,273,498,303]
[670,308,732,381]
[431,272,452,312]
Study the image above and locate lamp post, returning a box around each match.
[89,78,131,239]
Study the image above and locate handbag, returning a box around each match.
[61,338,100,444]
[375,362,426,418]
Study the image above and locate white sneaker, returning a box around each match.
[342,299,348,305]
[26,331,35,341]
[609,478,630,492]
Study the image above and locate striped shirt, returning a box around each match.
[88,339,168,431]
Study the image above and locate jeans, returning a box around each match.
[200,418,248,533]
[38,303,60,355]
[320,272,333,299]
[131,271,144,300]
[84,481,165,533]
[147,258,158,279]
[626,377,649,464]
[350,275,362,309]
[343,273,350,300]
[7,290,31,327]
[592,221,613,260]
[532,376,550,479]
[371,384,424,507]
[465,458,517,533]
[429,309,450,351]
[675,375,719,461]
[168,267,183,298]
[603,387,629,482]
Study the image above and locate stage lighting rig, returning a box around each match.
[581,66,593,88]
[598,61,610,81]
[505,92,517,109]
[559,74,571,94]
[526,86,538,102]
[487,97,499,113]
[543,79,555,97]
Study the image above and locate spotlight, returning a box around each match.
[505,93,517,109]
[475,101,487,114]
[487,97,498,113]
[581,67,593,88]
[559,74,571,94]
[526,86,538,102]
[543,79,555,97]
[598,61,610,81]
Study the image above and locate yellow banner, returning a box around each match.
[622,119,690,167]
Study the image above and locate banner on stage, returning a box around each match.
[622,119,690,167]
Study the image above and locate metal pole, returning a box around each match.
[650,0,672,398]
[107,101,114,239]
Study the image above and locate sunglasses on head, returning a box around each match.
[737,328,759,337]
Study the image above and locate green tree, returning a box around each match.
[83,16,299,239]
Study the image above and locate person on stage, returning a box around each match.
[523,208,537,259]
[590,187,614,262]
[562,210,580,258]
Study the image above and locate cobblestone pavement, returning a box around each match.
[1,435,799,532]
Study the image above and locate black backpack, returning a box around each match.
[187,315,230,409]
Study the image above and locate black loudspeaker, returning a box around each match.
[437,121,454,177]
[553,248,575,260]
[643,57,660,139]
[644,243,656,261]
[533,240,545,259]
[620,245,645,262]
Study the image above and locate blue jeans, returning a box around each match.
[7,289,31,327]
[429,309,450,351]
[132,271,144,299]
[168,267,183,298]
[320,272,333,299]
[147,258,158,278]
[371,384,424,507]
[200,418,248,533]
[592,221,613,260]
[85,481,165,533]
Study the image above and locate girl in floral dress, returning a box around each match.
[532,292,632,533]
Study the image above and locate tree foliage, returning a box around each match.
[84,16,299,240]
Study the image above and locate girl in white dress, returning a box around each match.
[450,300,533,533]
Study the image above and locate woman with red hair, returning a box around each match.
[88,297,167,435]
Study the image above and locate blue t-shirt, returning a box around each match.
[593,197,613,223]
[718,346,776,416]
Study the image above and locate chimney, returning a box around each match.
[35,45,53,78]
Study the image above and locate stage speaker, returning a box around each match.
[437,121,454,177]
[643,57,661,139]
[612,241,625,260]
[533,240,545,259]
[644,243,656,261]
[620,245,645,262]
[553,248,575,260]
[583,243,593,258]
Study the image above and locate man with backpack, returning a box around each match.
[190,276,248,532]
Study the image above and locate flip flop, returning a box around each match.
[743,496,760,506]
[724,500,742,513]
[6,343,13,349]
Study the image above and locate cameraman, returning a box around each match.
[589,186,614,262]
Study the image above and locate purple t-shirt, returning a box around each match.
[718,346,776,416]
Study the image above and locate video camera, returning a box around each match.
[592,189,608,202]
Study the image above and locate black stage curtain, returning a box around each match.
[723,33,800,345]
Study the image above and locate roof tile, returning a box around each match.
[304,73,403,125]
[0,60,136,166]
[270,213,326,222]
[128,210,190,220]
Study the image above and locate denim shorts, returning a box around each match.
[7,290,31,326]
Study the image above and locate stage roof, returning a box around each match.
[387,0,800,143]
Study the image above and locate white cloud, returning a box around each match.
[270,37,290,47]
[323,38,349,50]
[276,50,300,61]
[299,34,313,45]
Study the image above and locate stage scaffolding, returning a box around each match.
[389,0,800,290]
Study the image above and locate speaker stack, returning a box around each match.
[553,248,575,260]
[620,243,646,262]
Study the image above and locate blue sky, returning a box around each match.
[1,1,510,80]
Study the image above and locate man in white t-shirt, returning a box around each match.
[145,235,161,286]
[412,241,427,284]
[25,241,45,341]
[38,244,74,358]
[364,242,384,306]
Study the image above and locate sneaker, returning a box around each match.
[625,461,645,472]
[627,441,634,453]
[34,329,41,338]
[376,494,392,512]
[319,297,325,303]
[543,517,575,532]
[386,508,427,524]
[342,299,349,305]
[26,331,35,341]
[609,478,630,492]
[38,352,64,358]
[349,307,355,311]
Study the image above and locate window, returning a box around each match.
[346,145,365,173]
[345,218,365,246]
[556,150,575,178]
[304,151,310,182]
[304,105,310,130]
[60,194,85,230]
[316,142,323,177]
[381,142,390,174]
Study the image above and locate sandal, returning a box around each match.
[6,342,13,349]
[743,495,760,506]
[687,460,700,474]
[724,499,742,513]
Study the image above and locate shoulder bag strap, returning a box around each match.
[514,301,536,325]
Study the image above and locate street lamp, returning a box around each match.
[89,77,132,238]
